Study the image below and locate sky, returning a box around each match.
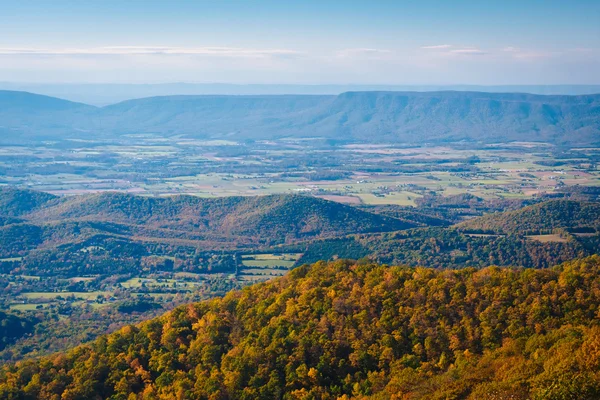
[0,0,599,85]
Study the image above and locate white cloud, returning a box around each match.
[0,43,597,85]
[420,45,487,56]
[449,48,487,56]
[0,46,302,58]
[335,48,393,58]
[421,44,452,49]
[500,47,558,60]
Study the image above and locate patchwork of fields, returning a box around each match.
[2,137,598,205]
[2,252,302,314]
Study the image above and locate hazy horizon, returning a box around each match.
[3,82,600,106]
[1,0,599,85]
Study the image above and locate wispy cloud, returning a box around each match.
[420,45,487,56]
[569,47,596,54]
[421,44,453,49]
[335,48,393,58]
[501,46,558,60]
[0,46,303,58]
[449,48,487,56]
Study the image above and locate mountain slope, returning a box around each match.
[94,91,600,144]
[0,90,95,143]
[0,189,417,276]
[1,90,600,145]
[2,257,599,399]
[458,199,600,234]
[295,226,587,269]
[0,90,92,112]
[0,190,415,258]
[299,91,600,144]
[26,192,414,240]
[0,187,58,217]
[94,94,329,136]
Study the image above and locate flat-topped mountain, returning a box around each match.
[1,90,599,145]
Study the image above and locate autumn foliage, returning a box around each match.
[2,256,600,399]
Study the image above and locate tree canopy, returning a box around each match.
[2,256,600,399]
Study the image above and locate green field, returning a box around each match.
[21,291,111,300]
[9,303,49,311]
[241,253,301,268]
[120,277,202,290]
[4,138,598,204]
[238,253,302,282]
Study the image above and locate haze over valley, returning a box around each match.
[1,1,600,399]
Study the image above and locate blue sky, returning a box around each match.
[0,0,598,84]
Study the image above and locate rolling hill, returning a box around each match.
[25,191,414,240]
[1,90,600,145]
[0,190,416,262]
[0,187,58,217]
[458,199,600,234]
[2,256,599,399]
[0,189,417,276]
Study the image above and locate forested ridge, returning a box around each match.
[0,189,418,277]
[4,190,600,277]
[296,227,588,269]
[458,199,600,234]
[0,189,414,251]
[2,90,600,146]
[2,256,600,399]
[0,311,37,352]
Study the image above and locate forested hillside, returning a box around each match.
[2,90,600,146]
[0,91,94,143]
[0,311,37,352]
[4,190,600,276]
[295,227,589,269]
[27,192,413,239]
[2,256,599,399]
[0,189,416,277]
[0,191,412,257]
[459,200,600,234]
[0,187,58,217]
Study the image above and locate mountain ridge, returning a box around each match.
[2,82,600,105]
[0,189,416,260]
[2,256,599,399]
[458,199,600,234]
[1,90,599,145]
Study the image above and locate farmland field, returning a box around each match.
[238,253,302,281]
[2,135,600,362]
[526,234,569,243]
[1,137,598,205]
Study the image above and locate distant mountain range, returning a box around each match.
[1,89,599,146]
[2,82,600,105]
